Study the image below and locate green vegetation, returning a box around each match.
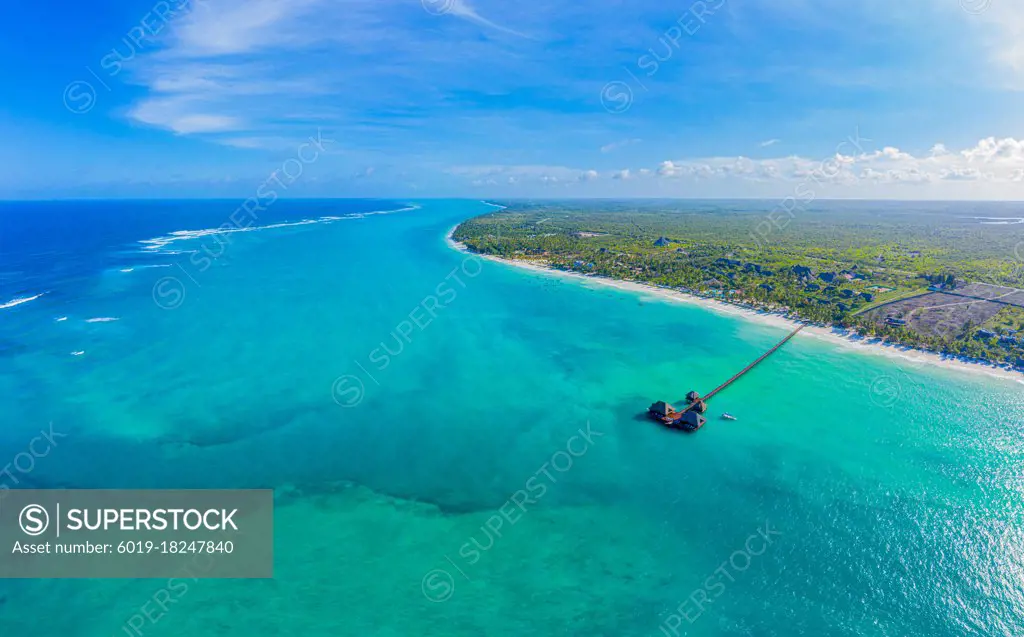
[985,307,1024,334]
[454,201,1024,368]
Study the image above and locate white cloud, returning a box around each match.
[940,167,986,181]
[963,3,1024,86]
[123,0,340,136]
[657,160,685,177]
[450,164,600,187]
[217,136,298,149]
[653,137,1024,187]
[129,97,242,134]
[960,136,1024,163]
[122,0,530,140]
[858,146,913,161]
[861,167,934,184]
[113,0,1024,202]
[437,0,531,39]
[453,137,1024,195]
[600,138,641,153]
[170,0,327,57]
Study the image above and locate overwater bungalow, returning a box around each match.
[648,401,707,432]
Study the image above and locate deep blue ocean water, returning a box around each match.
[1,199,1022,636]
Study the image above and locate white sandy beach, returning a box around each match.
[446,226,1024,385]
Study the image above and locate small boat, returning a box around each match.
[721,413,737,421]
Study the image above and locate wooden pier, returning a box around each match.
[648,324,806,431]
[701,324,806,403]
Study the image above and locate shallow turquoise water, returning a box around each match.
[1,200,1023,636]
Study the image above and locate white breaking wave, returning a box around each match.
[119,264,172,273]
[85,317,119,323]
[339,204,420,220]
[0,292,45,310]
[973,217,1024,225]
[56,316,68,322]
[139,204,420,253]
[140,219,320,252]
[70,351,85,356]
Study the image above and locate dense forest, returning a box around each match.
[454,201,1024,367]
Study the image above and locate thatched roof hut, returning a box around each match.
[649,401,675,416]
[678,412,706,430]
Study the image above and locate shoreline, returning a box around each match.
[446,225,1024,385]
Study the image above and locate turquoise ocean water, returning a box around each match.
[1,199,1023,636]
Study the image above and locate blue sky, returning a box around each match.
[2,0,1024,199]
